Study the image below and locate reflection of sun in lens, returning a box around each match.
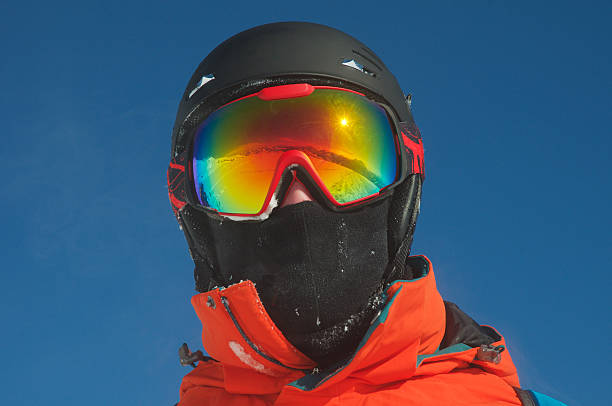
[340,117,348,126]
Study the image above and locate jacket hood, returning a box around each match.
[182,256,520,397]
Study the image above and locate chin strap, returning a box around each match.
[383,174,422,285]
[178,206,228,292]
[386,174,422,259]
[382,233,414,285]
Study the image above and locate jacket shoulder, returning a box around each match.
[514,387,568,406]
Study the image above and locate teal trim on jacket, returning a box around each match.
[529,390,568,406]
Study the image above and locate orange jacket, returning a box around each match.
[177,256,524,405]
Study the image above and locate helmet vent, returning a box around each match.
[341,59,376,77]
[189,74,216,99]
[352,49,382,71]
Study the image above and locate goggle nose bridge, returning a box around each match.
[265,149,339,211]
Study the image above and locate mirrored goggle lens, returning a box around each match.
[192,87,399,215]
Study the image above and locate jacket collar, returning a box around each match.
[190,255,518,394]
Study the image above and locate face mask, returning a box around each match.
[180,198,391,366]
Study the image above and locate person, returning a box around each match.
[167,22,565,406]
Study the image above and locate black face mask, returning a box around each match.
[180,198,391,367]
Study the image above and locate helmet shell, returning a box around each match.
[171,21,415,157]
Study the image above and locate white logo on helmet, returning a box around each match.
[341,59,375,77]
[189,74,216,99]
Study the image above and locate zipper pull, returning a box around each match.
[476,344,506,364]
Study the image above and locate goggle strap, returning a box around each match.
[399,121,425,177]
[167,152,188,218]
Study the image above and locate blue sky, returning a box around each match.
[1,1,609,405]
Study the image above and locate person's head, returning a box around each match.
[167,22,424,366]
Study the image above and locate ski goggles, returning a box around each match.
[188,84,405,217]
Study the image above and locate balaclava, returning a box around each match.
[168,22,425,367]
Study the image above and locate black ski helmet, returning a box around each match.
[168,22,424,290]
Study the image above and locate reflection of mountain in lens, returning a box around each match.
[200,143,383,210]
[312,159,378,203]
[222,142,384,188]
[328,172,377,203]
[203,149,282,213]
